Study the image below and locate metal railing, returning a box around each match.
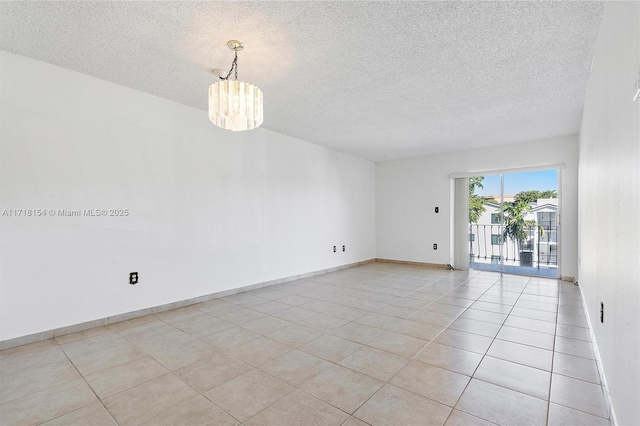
[469,224,558,268]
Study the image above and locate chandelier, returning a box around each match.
[209,40,263,131]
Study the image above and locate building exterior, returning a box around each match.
[469,198,558,270]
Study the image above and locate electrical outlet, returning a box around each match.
[333,245,336,253]
[433,244,437,250]
[342,245,346,252]
[130,272,138,285]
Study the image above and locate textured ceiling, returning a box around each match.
[0,1,603,161]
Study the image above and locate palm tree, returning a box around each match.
[502,200,530,254]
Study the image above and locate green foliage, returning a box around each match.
[502,200,530,249]
[469,177,484,195]
[526,219,545,237]
[514,189,557,204]
[469,196,485,223]
[469,176,486,223]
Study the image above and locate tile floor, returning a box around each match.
[0,263,611,425]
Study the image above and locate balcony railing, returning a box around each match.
[469,224,557,269]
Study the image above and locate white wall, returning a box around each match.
[0,52,376,341]
[578,2,639,425]
[376,135,579,278]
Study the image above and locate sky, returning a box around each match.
[474,170,558,197]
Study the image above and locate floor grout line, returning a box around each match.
[443,274,535,424]
[0,264,610,426]
[50,338,120,426]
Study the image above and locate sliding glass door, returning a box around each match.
[468,169,559,278]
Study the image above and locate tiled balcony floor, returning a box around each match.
[0,263,610,425]
[470,261,558,278]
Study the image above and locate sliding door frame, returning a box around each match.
[450,164,564,278]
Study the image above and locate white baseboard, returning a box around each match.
[0,259,375,351]
[375,258,449,269]
[578,285,618,425]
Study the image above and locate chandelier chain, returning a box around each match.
[220,51,239,81]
